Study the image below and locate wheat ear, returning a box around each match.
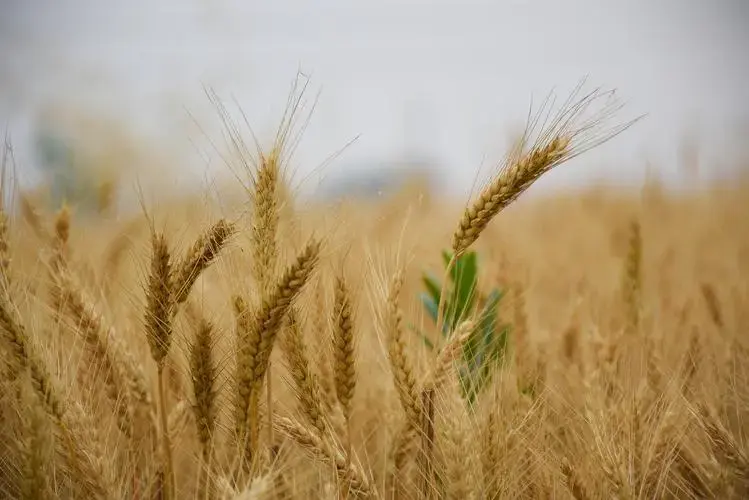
[173,218,235,308]
[452,85,637,256]
[438,87,637,333]
[421,319,475,393]
[441,381,475,500]
[251,148,281,455]
[54,270,154,438]
[622,219,642,332]
[235,238,320,464]
[281,307,327,436]
[17,372,53,500]
[144,232,177,499]
[383,268,422,489]
[188,314,218,456]
[0,298,116,498]
[274,416,373,498]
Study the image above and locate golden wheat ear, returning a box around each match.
[143,230,177,499]
[274,416,373,498]
[234,238,321,464]
[452,85,640,256]
[1,297,117,498]
[186,307,219,500]
[280,307,327,436]
[173,218,236,308]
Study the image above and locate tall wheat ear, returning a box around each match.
[280,306,327,436]
[274,416,374,497]
[16,370,54,500]
[143,231,177,499]
[172,218,236,308]
[234,238,321,468]
[186,307,219,499]
[250,147,282,467]
[377,267,421,498]
[438,84,641,333]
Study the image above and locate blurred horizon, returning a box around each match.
[1,0,748,205]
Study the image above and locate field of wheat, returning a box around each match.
[0,84,748,500]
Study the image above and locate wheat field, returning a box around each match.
[0,84,748,500]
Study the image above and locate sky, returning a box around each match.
[1,0,748,197]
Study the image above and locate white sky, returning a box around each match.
[1,0,748,195]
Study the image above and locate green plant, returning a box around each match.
[415,250,509,405]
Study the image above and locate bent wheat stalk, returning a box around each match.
[437,84,640,335]
[235,238,321,466]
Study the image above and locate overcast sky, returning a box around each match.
[1,0,748,196]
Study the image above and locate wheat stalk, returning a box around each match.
[173,219,236,308]
[280,307,327,436]
[144,231,177,499]
[382,268,422,492]
[274,416,373,498]
[235,238,320,465]
[1,296,117,498]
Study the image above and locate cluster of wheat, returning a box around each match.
[1,83,748,500]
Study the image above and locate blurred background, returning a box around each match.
[1,0,748,211]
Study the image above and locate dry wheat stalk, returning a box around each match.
[452,135,572,256]
[280,307,327,437]
[438,87,636,334]
[144,231,177,499]
[274,416,373,498]
[332,271,357,487]
[700,283,724,329]
[57,402,119,499]
[17,372,53,500]
[383,268,422,487]
[54,271,153,438]
[58,274,152,405]
[452,86,633,256]
[560,459,592,500]
[481,397,500,498]
[310,277,340,423]
[186,310,219,500]
[173,219,236,308]
[0,296,65,418]
[332,274,356,420]
[251,148,282,456]
[250,150,281,293]
[421,319,475,393]
[622,219,642,332]
[440,383,475,500]
[1,297,117,498]
[167,399,191,444]
[144,232,175,368]
[234,239,320,464]
[189,315,218,460]
[699,406,749,489]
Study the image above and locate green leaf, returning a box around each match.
[453,252,478,327]
[421,272,443,310]
[441,251,478,332]
[461,288,500,370]
[476,323,510,396]
[468,290,508,401]
[419,293,439,324]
